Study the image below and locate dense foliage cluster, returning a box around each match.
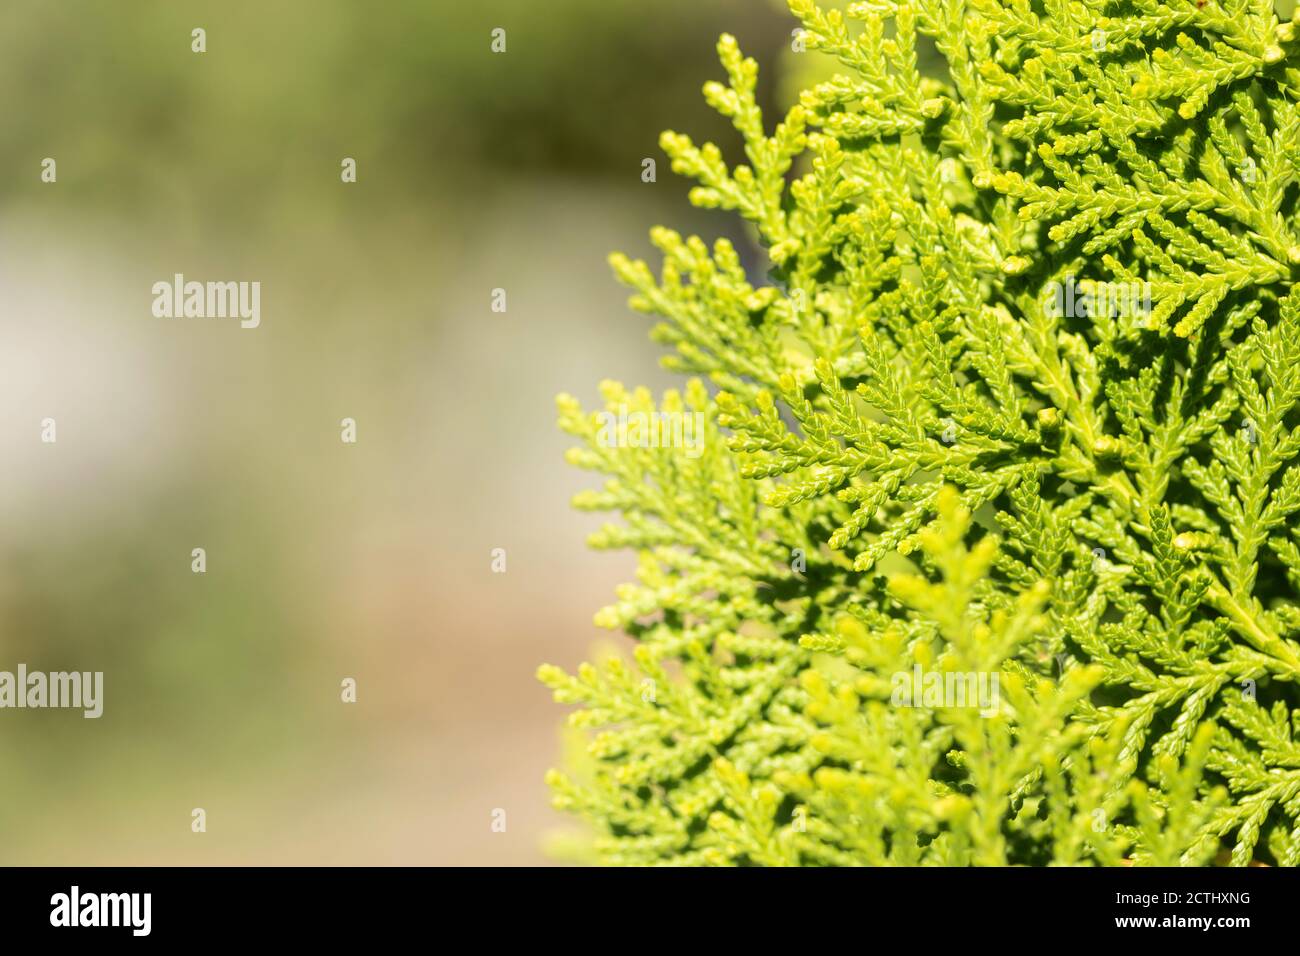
[540,0,1300,866]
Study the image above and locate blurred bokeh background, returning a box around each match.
[0,0,797,863]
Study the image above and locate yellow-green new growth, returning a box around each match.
[542,0,1300,866]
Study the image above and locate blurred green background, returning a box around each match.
[0,0,796,863]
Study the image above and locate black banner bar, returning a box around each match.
[0,866,1287,942]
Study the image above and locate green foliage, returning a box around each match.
[540,0,1300,866]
